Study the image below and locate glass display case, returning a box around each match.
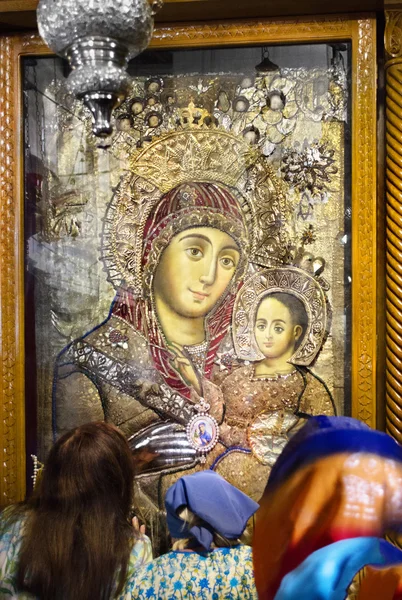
[0,16,377,505]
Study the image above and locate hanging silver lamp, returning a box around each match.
[37,0,162,137]
[255,48,279,74]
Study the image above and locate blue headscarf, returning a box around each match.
[267,415,402,490]
[274,538,402,600]
[165,471,259,551]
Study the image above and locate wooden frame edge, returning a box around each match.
[0,14,378,505]
[351,18,378,427]
[384,10,402,443]
[0,35,26,505]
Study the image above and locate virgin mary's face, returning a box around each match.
[153,227,241,319]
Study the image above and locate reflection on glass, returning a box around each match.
[23,44,351,527]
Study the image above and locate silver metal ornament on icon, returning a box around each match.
[37,0,162,137]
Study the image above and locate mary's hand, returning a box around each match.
[167,342,202,396]
[128,420,197,475]
[133,378,160,401]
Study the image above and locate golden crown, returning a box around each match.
[129,128,260,193]
[174,100,211,129]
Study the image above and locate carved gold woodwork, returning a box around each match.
[0,16,378,505]
[0,36,26,505]
[385,10,402,444]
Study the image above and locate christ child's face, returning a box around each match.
[254,296,302,359]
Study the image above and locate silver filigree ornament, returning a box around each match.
[37,0,163,137]
[186,399,219,464]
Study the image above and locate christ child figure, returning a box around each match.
[219,290,334,466]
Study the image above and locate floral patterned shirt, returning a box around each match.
[123,545,257,599]
[0,507,153,599]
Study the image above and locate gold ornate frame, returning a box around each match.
[385,11,402,444]
[0,15,377,505]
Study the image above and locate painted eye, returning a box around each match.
[274,326,284,333]
[220,256,235,268]
[257,324,266,331]
[186,247,203,259]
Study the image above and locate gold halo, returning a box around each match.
[232,267,328,366]
[101,128,276,292]
[128,128,258,192]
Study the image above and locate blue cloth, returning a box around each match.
[274,537,402,600]
[165,471,259,550]
[268,416,402,489]
[125,546,258,599]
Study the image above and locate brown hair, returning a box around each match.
[257,292,308,350]
[13,422,136,600]
[171,507,252,551]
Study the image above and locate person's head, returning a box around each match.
[116,113,132,131]
[165,471,259,551]
[147,112,162,128]
[268,90,285,111]
[145,182,249,320]
[240,76,254,89]
[234,96,250,113]
[161,92,176,108]
[16,422,136,600]
[146,95,157,107]
[254,292,308,360]
[243,125,260,145]
[146,78,161,94]
[253,417,402,599]
[199,423,206,434]
[38,421,135,513]
[131,98,144,115]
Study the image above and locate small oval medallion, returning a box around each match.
[186,413,219,461]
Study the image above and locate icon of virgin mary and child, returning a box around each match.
[53,130,335,535]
